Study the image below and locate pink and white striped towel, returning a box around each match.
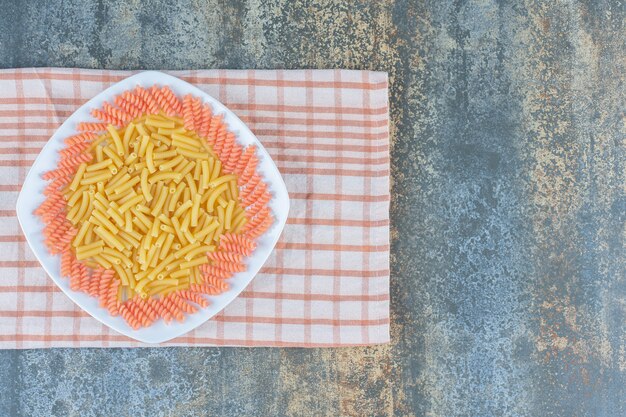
[0,68,390,348]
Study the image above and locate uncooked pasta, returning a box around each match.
[35,86,273,329]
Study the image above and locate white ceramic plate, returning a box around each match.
[15,71,289,344]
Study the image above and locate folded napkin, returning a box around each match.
[0,68,390,348]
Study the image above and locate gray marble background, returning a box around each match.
[0,1,624,416]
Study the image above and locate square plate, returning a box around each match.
[15,71,289,344]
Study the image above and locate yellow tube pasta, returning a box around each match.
[106,125,124,156]
[102,144,123,166]
[118,194,144,213]
[191,194,201,227]
[86,158,113,172]
[69,163,88,191]
[146,142,156,173]
[206,183,229,212]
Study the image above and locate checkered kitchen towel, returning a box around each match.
[0,68,390,348]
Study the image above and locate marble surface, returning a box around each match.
[0,1,624,416]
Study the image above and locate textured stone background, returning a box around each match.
[0,1,624,416]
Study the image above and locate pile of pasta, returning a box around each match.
[36,86,273,329]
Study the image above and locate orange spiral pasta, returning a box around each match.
[102,101,133,124]
[223,144,242,174]
[42,167,75,181]
[189,284,222,295]
[44,217,76,253]
[98,269,115,298]
[70,260,86,291]
[60,251,73,277]
[183,94,194,130]
[247,193,271,216]
[240,173,262,195]
[134,86,159,114]
[212,259,246,272]
[118,303,139,329]
[57,152,92,169]
[59,141,91,159]
[246,216,273,240]
[212,125,227,155]
[221,233,256,250]
[151,297,172,323]
[35,85,274,329]
[207,251,244,263]
[238,155,259,185]
[177,290,209,307]
[87,267,104,297]
[64,132,97,146]
[199,264,233,279]
[205,115,222,147]
[105,283,120,316]
[120,91,147,115]
[91,108,124,127]
[43,177,72,195]
[218,242,254,256]
[222,132,236,156]
[170,293,197,313]
[242,183,269,207]
[38,193,62,212]
[199,274,231,289]
[198,104,212,138]
[132,295,159,321]
[114,95,143,118]
[149,86,172,115]
[159,296,185,322]
[235,146,256,175]
[128,300,154,327]
[161,86,183,115]
[77,122,109,132]
[192,97,202,131]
